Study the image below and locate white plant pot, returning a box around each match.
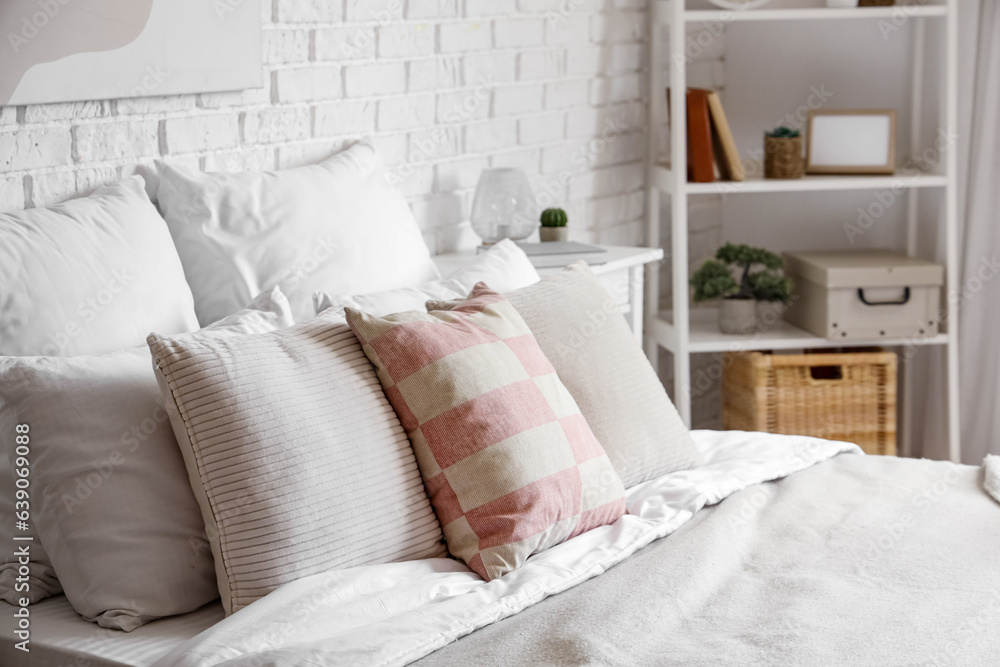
[539,227,569,242]
[825,0,858,7]
[718,298,758,335]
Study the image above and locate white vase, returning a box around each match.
[718,298,757,335]
[470,168,538,244]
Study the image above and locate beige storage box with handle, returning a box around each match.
[782,249,943,340]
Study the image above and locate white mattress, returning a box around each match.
[0,595,222,667]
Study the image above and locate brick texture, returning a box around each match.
[0,0,666,255]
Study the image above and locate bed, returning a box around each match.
[2,140,998,667]
[3,430,998,667]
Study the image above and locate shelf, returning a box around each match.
[651,163,947,196]
[666,5,947,24]
[654,308,948,354]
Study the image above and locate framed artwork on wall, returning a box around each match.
[0,0,262,106]
[806,109,897,175]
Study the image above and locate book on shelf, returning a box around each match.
[700,89,745,182]
[667,88,744,183]
[514,241,608,268]
[685,88,715,183]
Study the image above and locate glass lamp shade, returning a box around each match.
[470,168,538,244]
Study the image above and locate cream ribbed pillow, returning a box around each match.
[506,264,702,487]
[431,263,702,488]
[148,311,446,614]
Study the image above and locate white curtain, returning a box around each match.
[958,0,1000,464]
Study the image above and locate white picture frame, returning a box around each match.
[806,109,896,175]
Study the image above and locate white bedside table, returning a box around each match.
[432,245,664,343]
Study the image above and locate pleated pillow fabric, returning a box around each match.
[345,284,626,582]
[0,289,293,631]
[148,310,446,615]
[428,263,702,489]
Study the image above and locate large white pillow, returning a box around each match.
[0,289,294,631]
[155,139,439,325]
[0,175,199,356]
[313,239,541,318]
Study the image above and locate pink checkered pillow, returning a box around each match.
[345,283,626,581]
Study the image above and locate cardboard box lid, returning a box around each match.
[783,250,944,289]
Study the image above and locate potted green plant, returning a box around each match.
[764,126,803,179]
[748,269,793,325]
[539,208,569,242]
[691,243,792,334]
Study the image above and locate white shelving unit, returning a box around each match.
[643,0,961,462]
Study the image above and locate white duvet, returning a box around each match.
[153,431,859,667]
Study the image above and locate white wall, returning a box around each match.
[0,0,649,254]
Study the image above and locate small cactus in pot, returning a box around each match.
[539,208,569,242]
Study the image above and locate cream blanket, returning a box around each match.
[985,454,1000,504]
[417,455,1000,667]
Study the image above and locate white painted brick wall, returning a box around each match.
[0,0,651,255]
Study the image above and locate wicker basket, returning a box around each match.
[722,350,897,455]
[764,135,804,179]
[859,0,894,6]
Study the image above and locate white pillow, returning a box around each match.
[0,288,294,631]
[155,139,439,325]
[313,239,541,318]
[0,176,199,356]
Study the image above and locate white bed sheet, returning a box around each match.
[0,596,222,667]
